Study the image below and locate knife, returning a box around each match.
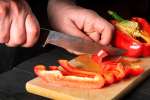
[41,28,125,56]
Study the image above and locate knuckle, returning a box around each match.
[30,27,40,38]
[0,2,9,16]
[13,34,25,45]
[0,33,9,43]
[14,38,25,45]
[22,43,32,47]
[6,43,17,47]
[0,37,8,43]
[10,0,26,16]
[23,40,36,47]
[0,39,5,43]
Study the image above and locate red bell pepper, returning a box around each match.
[108,10,150,57]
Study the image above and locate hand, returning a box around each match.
[0,0,40,47]
[48,0,114,45]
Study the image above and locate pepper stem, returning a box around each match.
[108,10,125,22]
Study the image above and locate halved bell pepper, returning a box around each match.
[108,10,150,57]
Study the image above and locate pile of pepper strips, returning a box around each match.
[34,11,149,89]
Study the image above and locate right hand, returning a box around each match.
[48,0,114,54]
[0,0,40,47]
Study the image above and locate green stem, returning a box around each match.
[108,10,125,21]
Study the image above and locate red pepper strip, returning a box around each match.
[49,66,59,70]
[34,65,105,89]
[101,62,125,83]
[102,71,115,85]
[113,63,126,81]
[48,75,105,89]
[58,60,97,78]
[91,50,109,66]
[34,65,46,76]
[102,62,118,71]
[34,65,49,83]
[91,54,101,64]
[97,50,108,59]
[45,73,105,89]
[126,64,144,76]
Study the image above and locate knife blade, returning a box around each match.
[41,28,125,56]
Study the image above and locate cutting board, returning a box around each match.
[26,57,150,100]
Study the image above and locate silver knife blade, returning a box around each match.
[41,28,125,56]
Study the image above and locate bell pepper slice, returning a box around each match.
[34,64,105,89]
[113,63,126,81]
[34,65,49,83]
[101,61,125,82]
[49,66,59,70]
[125,64,144,76]
[91,49,108,65]
[102,71,115,85]
[58,60,97,78]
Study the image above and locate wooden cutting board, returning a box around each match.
[26,57,150,100]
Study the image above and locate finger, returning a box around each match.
[95,19,114,45]
[6,13,26,47]
[60,20,91,41]
[0,16,11,44]
[83,20,101,42]
[22,14,40,47]
[86,31,101,42]
[0,3,10,43]
[100,25,114,45]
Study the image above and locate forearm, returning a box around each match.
[48,0,76,13]
[48,0,75,6]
